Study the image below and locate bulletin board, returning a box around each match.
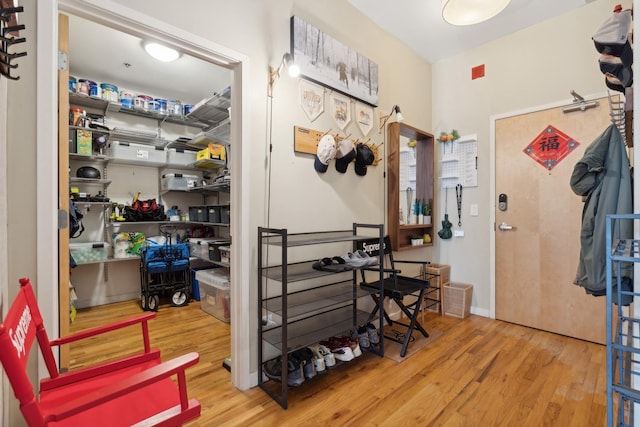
[439,135,478,188]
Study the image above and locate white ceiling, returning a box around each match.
[68,14,231,106]
[68,1,594,104]
[348,0,594,63]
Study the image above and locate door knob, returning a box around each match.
[498,222,516,231]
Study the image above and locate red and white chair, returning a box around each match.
[0,277,200,426]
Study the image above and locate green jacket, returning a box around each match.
[570,125,632,294]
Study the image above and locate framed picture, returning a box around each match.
[291,15,379,107]
[329,92,351,130]
[298,79,324,122]
[355,101,374,136]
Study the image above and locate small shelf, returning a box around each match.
[70,177,112,186]
[262,281,378,323]
[107,220,228,228]
[110,127,163,146]
[261,230,374,248]
[439,158,459,164]
[262,306,373,354]
[73,201,112,207]
[69,153,109,163]
[186,88,231,125]
[188,119,231,148]
[74,256,139,266]
[262,261,357,283]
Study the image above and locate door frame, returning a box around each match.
[489,91,609,320]
[40,0,253,389]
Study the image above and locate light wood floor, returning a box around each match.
[69,300,607,426]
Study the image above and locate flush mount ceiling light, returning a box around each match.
[442,0,512,26]
[143,41,180,62]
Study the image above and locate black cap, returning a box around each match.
[354,143,374,176]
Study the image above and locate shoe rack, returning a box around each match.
[257,223,384,409]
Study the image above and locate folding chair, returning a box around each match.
[358,236,435,357]
[0,277,201,426]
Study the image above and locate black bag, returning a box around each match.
[69,200,84,238]
[124,198,166,222]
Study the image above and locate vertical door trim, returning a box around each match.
[489,91,609,320]
[49,0,253,390]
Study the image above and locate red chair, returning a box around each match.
[0,277,201,426]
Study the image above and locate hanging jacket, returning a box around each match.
[570,124,632,295]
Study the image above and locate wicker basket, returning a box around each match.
[443,282,473,318]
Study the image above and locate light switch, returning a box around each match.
[470,204,479,216]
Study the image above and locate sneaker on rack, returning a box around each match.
[349,337,362,357]
[293,348,316,380]
[355,326,371,349]
[263,357,282,382]
[341,252,369,268]
[310,343,336,368]
[320,338,355,362]
[287,354,305,387]
[356,249,379,266]
[366,322,380,345]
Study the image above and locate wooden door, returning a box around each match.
[495,96,619,344]
[58,13,70,368]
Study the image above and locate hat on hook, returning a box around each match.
[314,134,337,173]
[354,143,374,176]
[334,139,356,173]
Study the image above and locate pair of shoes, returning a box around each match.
[355,326,371,349]
[355,250,379,266]
[366,322,380,345]
[262,355,305,387]
[320,336,362,360]
[309,343,336,368]
[292,347,316,380]
[312,257,353,272]
[341,252,369,268]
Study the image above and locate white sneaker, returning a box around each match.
[341,252,368,268]
[310,343,336,368]
[332,345,355,362]
[356,250,379,266]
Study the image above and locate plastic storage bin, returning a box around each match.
[69,242,110,264]
[166,148,197,167]
[208,240,230,262]
[108,141,166,166]
[220,206,230,224]
[161,173,200,191]
[196,268,230,322]
[188,206,208,222]
[207,205,221,223]
[219,246,231,264]
[189,238,217,259]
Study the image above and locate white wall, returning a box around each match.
[432,0,631,316]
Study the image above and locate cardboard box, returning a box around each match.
[76,129,93,156]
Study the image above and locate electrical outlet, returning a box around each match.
[470,204,479,216]
[454,230,465,237]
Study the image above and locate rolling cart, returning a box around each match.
[139,224,191,311]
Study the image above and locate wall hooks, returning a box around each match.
[0,4,26,81]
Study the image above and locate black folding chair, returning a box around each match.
[357,236,434,357]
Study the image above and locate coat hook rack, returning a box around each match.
[0,4,26,81]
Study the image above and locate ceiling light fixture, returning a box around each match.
[268,53,301,97]
[442,0,512,26]
[143,41,180,62]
